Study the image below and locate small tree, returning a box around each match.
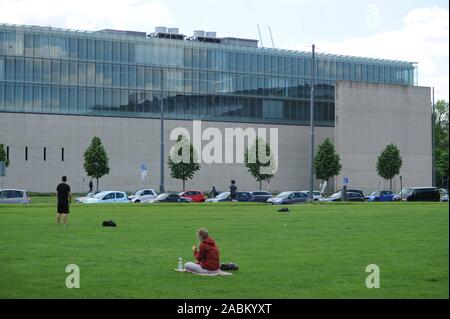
[0,144,9,167]
[244,137,277,190]
[167,135,200,191]
[83,137,110,192]
[314,138,342,192]
[376,143,402,191]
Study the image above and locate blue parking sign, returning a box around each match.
[343,177,349,185]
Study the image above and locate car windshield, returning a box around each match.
[401,188,414,195]
[369,191,380,196]
[155,193,169,200]
[276,192,291,198]
[439,189,448,195]
[133,190,142,195]
[330,191,341,198]
[216,192,230,199]
[94,192,108,198]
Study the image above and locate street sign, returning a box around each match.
[343,176,349,185]
[140,163,148,182]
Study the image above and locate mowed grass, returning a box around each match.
[0,198,448,299]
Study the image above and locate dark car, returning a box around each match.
[266,191,309,205]
[397,187,440,202]
[250,191,273,203]
[320,191,365,202]
[205,191,254,202]
[147,193,190,203]
[341,189,364,198]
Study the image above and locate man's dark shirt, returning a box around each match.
[57,183,71,204]
[230,184,237,195]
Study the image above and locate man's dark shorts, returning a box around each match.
[57,202,70,214]
[230,193,237,200]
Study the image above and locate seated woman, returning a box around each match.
[185,228,220,274]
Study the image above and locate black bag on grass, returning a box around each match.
[220,262,239,271]
[102,220,117,227]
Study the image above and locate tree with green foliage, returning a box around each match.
[83,137,110,192]
[433,100,449,187]
[314,138,342,190]
[376,143,402,191]
[167,135,200,191]
[244,137,277,190]
[0,144,9,168]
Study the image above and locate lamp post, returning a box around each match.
[159,69,165,193]
[308,44,315,202]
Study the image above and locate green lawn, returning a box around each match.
[0,199,448,298]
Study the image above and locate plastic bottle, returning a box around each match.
[178,257,183,271]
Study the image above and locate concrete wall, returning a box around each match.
[334,81,432,194]
[0,112,332,193]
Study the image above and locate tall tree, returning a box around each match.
[167,135,200,191]
[244,137,277,190]
[0,144,9,167]
[314,138,342,192]
[434,100,449,187]
[376,143,402,191]
[83,137,110,192]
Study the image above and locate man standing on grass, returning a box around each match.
[56,176,71,226]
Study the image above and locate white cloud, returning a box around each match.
[0,0,174,32]
[284,6,449,101]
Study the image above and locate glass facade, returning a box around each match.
[0,23,417,127]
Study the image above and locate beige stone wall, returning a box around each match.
[0,112,332,193]
[334,81,432,194]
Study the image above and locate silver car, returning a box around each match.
[0,189,31,204]
[128,189,158,203]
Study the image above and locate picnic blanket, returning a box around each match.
[174,269,232,276]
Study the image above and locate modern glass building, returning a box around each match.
[0,23,417,127]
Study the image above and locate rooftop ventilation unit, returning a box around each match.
[193,30,205,37]
[155,26,167,33]
[190,30,220,43]
[150,26,185,40]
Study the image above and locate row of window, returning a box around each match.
[3,146,65,162]
[0,84,335,124]
[0,30,415,84]
[0,58,336,99]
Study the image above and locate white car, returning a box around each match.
[83,191,129,204]
[128,189,158,203]
[301,190,322,201]
[75,191,100,203]
[439,188,448,202]
[0,189,31,204]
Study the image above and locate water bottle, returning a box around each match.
[178,257,183,271]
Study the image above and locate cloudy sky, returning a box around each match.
[1,0,448,100]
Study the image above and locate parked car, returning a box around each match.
[365,190,396,202]
[128,189,157,203]
[319,191,365,202]
[301,190,322,201]
[83,191,129,204]
[250,191,273,203]
[266,191,308,205]
[179,190,206,202]
[395,187,440,202]
[438,188,448,202]
[147,193,190,203]
[75,191,100,203]
[0,189,31,204]
[338,189,364,198]
[205,191,254,203]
